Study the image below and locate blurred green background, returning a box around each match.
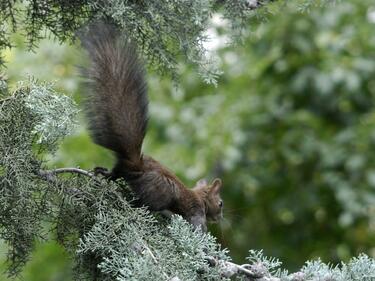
[1,0,375,279]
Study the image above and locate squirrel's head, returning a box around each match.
[193,178,223,223]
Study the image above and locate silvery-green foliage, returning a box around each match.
[0,79,229,280]
[1,77,375,280]
[0,0,329,83]
[94,0,221,83]
[247,249,283,275]
[22,80,78,149]
[244,250,375,281]
[0,79,77,274]
[78,213,227,281]
[299,254,375,280]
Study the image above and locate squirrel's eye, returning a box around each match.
[219,200,223,208]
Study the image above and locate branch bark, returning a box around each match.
[39,167,95,180]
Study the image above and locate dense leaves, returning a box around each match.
[142,0,375,269]
[1,0,375,279]
[0,81,229,280]
[0,0,268,82]
[1,77,375,281]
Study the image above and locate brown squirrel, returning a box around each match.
[79,22,223,231]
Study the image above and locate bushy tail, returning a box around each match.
[79,22,148,167]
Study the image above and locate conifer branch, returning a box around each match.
[39,167,95,179]
[38,166,275,280]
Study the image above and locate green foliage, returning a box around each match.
[0,80,229,280]
[244,250,375,280]
[0,80,77,274]
[79,214,227,281]
[0,0,333,82]
[0,0,248,82]
[22,242,73,281]
[1,79,375,280]
[1,0,375,279]
[141,0,375,269]
[300,254,375,280]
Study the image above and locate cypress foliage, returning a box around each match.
[0,0,332,83]
[1,79,375,280]
[1,1,375,280]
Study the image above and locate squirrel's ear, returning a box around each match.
[194,178,208,189]
[210,178,222,195]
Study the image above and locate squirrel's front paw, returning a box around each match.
[93,167,111,178]
[189,215,207,233]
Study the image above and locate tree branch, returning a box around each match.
[208,256,308,280]
[36,166,305,280]
[39,167,95,180]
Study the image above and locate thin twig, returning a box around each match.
[40,167,95,178]
[207,256,287,280]
[142,243,170,280]
[0,96,14,103]
[144,243,158,264]
[224,260,260,277]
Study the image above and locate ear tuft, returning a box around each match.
[210,178,222,195]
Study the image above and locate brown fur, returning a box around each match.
[80,22,223,231]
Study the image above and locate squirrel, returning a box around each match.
[79,22,223,231]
